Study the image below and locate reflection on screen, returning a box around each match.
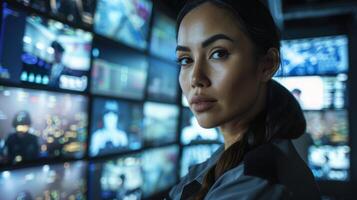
[0,161,87,200]
[90,155,143,200]
[0,4,93,91]
[0,86,88,165]
[277,35,348,76]
[274,75,347,110]
[90,98,143,157]
[149,13,176,61]
[143,102,179,146]
[94,0,153,50]
[180,108,222,145]
[91,59,147,100]
[16,0,96,26]
[181,144,221,177]
[141,145,179,197]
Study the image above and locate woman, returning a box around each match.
[169,0,321,199]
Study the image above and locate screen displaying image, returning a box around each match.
[0,161,87,200]
[91,38,149,100]
[89,154,143,200]
[94,0,153,50]
[90,98,143,157]
[141,145,179,197]
[0,86,88,165]
[181,144,221,177]
[276,35,348,76]
[143,102,179,146]
[147,58,179,103]
[274,75,347,110]
[0,5,93,91]
[15,0,96,27]
[149,12,176,61]
[180,108,222,145]
[308,145,349,181]
[305,110,349,181]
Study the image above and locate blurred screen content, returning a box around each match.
[141,145,179,197]
[274,75,347,110]
[15,0,96,26]
[91,59,148,100]
[0,161,87,200]
[304,110,349,181]
[0,5,93,91]
[90,98,143,157]
[149,12,176,61]
[147,58,179,103]
[94,0,153,50]
[0,86,88,165]
[90,155,143,200]
[143,102,179,146]
[180,108,222,145]
[277,35,348,76]
[181,144,221,177]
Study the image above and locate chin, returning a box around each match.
[195,113,220,129]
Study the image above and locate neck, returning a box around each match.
[219,83,267,150]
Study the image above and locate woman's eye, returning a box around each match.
[210,49,229,60]
[177,57,192,67]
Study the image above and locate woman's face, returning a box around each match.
[177,3,266,128]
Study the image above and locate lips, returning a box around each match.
[190,95,217,112]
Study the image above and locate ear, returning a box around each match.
[258,48,280,82]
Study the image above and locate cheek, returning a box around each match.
[217,62,259,112]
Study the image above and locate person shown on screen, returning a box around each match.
[90,101,129,156]
[4,111,39,164]
[170,1,321,199]
[182,116,219,144]
[291,88,305,108]
[49,41,67,87]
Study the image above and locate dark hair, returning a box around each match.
[176,1,305,199]
[176,0,281,58]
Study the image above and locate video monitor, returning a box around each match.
[143,102,179,146]
[180,108,222,145]
[180,144,221,177]
[90,97,143,157]
[89,154,143,200]
[276,35,348,76]
[15,0,96,27]
[147,58,179,103]
[0,4,93,91]
[91,39,148,100]
[302,110,349,181]
[94,0,153,50]
[274,75,347,110]
[0,161,87,200]
[0,86,88,165]
[141,145,179,197]
[149,12,176,61]
[308,145,349,181]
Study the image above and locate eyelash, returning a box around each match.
[177,49,230,68]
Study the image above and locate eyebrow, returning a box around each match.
[176,34,234,52]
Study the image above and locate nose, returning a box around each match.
[191,58,211,88]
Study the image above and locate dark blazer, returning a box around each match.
[168,138,321,200]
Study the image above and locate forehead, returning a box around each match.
[177,2,244,46]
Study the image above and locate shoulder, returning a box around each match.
[243,139,321,200]
[169,145,224,199]
[205,164,289,200]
